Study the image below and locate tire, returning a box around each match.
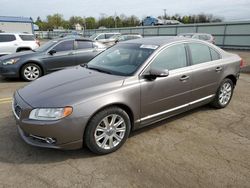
[84,107,131,155]
[211,78,234,109]
[21,63,42,81]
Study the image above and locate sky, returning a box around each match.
[0,0,250,21]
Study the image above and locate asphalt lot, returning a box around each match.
[0,50,250,187]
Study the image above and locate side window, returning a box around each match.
[192,35,199,39]
[189,43,211,65]
[53,40,74,52]
[150,44,187,71]
[0,34,16,42]
[76,41,93,50]
[19,35,35,41]
[105,34,114,39]
[210,48,221,61]
[199,35,209,40]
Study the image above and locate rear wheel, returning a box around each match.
[21,63,42,81]
[84,107,131,154]
[211,78,234,108]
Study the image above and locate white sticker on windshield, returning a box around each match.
[140,45,158,50]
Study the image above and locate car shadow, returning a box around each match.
[0,105,213,165]
[0,76,25,83]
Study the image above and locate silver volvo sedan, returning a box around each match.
[12,37,241,154]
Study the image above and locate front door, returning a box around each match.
[140,43,193,126]
[42,40,76,72]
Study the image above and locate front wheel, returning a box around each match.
[211,78,234,108]
[21,63,42,81]
[84,107,131,154]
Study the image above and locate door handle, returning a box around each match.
[180,75,189,81]
[215,67,222,72]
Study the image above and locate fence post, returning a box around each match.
[222,23,227,48]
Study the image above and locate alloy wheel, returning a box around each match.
[24,65,40,80]
[94,114,126,150]
[219,82,232,105]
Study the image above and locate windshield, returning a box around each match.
[35,40,58,52]
[87,43,157,76]
[110,34,121,40]
[89,33,98,40]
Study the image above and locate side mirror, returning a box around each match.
[48,49,56,55]
[143,68,169,80]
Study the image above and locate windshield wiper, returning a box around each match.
[87,66,112,74]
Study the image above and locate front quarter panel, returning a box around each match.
[74,76,141,131]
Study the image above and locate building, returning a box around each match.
[0,16,34,34]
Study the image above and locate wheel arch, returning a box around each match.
[225,74,237,86]
[16,47,32,52]
[85,103,135,133]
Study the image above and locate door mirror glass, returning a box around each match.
[143,68,169,80]
[48,49,56,55]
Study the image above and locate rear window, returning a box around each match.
[0,34,16,42]
[76,41,93,49]
[53,40,74,52]
[210,48,221,61]
[199,35,210,40]
[189,43,211,65]
[19,35,35,41]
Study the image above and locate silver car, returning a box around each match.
[178,33,215,44]
[12,37,241,154]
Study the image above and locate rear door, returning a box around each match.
[140,43,193,126]
[42,40,76,72]
[74,40,100,65]
[187,42,223,103]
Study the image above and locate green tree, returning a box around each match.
[85,17,96,29]
[69,16,84,29]
[47,14,64,29]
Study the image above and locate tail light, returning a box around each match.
[35,39,40,46]
[240,59,246,68]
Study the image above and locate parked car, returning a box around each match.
[178,33,215,44]
[89,33,120,43]
[0,38,106,81]
[0,33,40,56]
[12,36,241,154]
[142,16,182,26]
[104,34,143,46]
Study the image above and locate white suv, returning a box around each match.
[0,33,40,56]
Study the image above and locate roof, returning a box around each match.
[123,36,189,46]
[178,33,212,35]
[0,33,34,35]
[0,16,33,23]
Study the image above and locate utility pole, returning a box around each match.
[114,12,117,28]
[163,9,167,19]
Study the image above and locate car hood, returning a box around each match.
[0,50,39,61]
[18,66,125,107]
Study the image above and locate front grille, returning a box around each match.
[12,98,22,119]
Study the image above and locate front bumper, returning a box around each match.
[12,92,86,150]
[0,65,19,78]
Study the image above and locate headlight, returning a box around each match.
[2,58,20,65]
[29,107,73,120]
